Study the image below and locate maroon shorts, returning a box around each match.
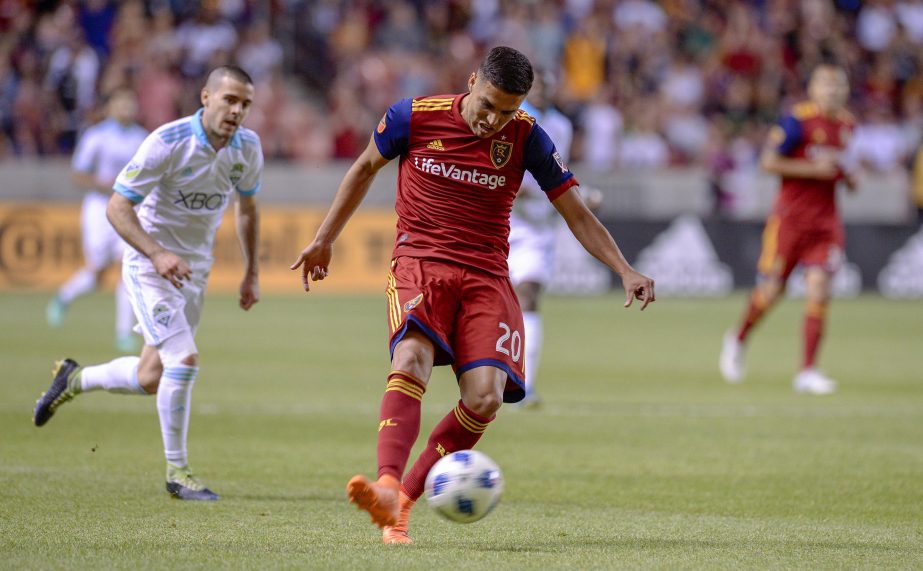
[386,256,526,403]
[757,214,845,280]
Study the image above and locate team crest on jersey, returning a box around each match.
[490,140,513,169]
[229,163,244,185]
[124,162,141,180]
[377,113,387,134]
[403,293,423,312]
[152,304,172,328]
[812,129,827,143]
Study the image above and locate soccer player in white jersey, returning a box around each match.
[507,72,575,407]
[47,88,148,353]
[33,66,263,501]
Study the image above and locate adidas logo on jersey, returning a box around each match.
[427,139,445,151]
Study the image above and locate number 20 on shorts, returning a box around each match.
[495,322,522,362]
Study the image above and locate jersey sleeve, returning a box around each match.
[774,115,803,156]
[71,128,100,174]
[237,133,264,196]
[113,132,172,204]
[373,99,412,160]
[523,123,578,201]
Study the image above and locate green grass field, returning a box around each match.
[1,291,921,569]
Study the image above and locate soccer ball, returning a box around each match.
[424,450,503,523]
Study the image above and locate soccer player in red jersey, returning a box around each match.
[720,64,856,395]
[291,47,655,543]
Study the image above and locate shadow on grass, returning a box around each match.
[230,493,335,503]
[472,537,915,554]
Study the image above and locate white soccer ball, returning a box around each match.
[424,449,503,523]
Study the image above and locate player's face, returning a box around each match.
[809,68,849,113]
[201,76,254,141]
[463,73,527,138]
[108,91,138,124]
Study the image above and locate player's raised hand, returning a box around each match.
[621,269,656,311]
[151,249,192,289]
[239,274,260,310]
[290,241,332,292]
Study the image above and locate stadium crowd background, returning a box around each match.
[1,0,923,202]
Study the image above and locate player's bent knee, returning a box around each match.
[136,368,161,393]
[463,391,503,417]
[158,330,199,369]
[392,331,435,379]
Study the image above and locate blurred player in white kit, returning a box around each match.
[47,88,148,353]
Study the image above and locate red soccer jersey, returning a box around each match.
[374,94,577,277]
[769,101,855,230]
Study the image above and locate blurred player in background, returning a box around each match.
[720,64,855,395]
[46,88,148,353]
[33,66,263,501]
[507,70,573,408]
[291,46,655,544]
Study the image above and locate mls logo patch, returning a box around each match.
[124,162,141,180]
[377,113,387,134]
[490,140,512,169]
[403,293,423,312]
[152,304,173,328]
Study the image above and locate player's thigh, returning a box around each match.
[387,257,462,366]
[757,216,799,283]
[122,264,197,347]
[458,366,506,417]
[391,329,436,384]
[453,272,526,403]
[800,229,844,276]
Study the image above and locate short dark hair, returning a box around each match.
[206,65,254,88]
[477,46,534,95]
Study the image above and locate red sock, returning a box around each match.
[400,400,493,501]
[737,289,770,342]
[376,371,427,481]
[803,301,826,369]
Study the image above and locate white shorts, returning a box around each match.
[123,263,207,346]
[508,217,555,286]
[81,192,125,270]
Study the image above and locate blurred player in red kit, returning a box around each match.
[721,64,856,395]
[291,46,655,543]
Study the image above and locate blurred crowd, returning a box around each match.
[2,0,923,186]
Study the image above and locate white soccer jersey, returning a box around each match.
[73,118,149,189]
[511,104,574,227]
[114,109,263,269]
[509,103,574,285]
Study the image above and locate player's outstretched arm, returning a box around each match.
[290,137,391,292]
[236,193,260,310]
[552,187,655,310]
[107,193,191,289]
[761,143,841,180]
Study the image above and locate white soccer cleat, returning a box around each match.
[719,330,746,383]
[793,369,837,395]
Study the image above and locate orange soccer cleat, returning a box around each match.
[382,490,415,545]
[346,474,399,528]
